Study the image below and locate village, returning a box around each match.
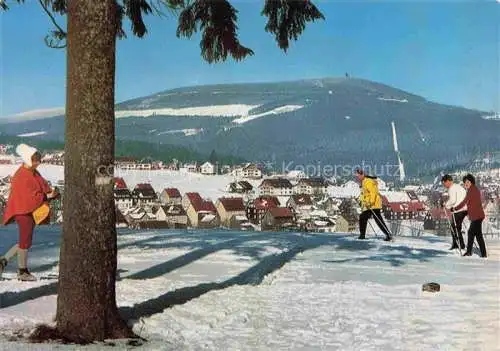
[0,145,499,236]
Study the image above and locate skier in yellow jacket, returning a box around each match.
[355,169,392,241]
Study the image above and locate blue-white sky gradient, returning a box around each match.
[0,0,498,117]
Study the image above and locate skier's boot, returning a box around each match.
[17,268,37,282]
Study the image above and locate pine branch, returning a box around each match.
[262,0,324,52]
[176,0,253,63]
[38,0,67,49]
[0,0,25,11]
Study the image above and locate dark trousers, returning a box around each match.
[359,209,391,238]
[466,219,487,257]
[450,211,467,248]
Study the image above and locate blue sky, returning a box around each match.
[0,0,498,116]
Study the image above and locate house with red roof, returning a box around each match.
[182,192,203,211]
[160,187,182,206]
[381,195,426,220]
[184,192,219,228]
[247,196,281,224]
[216,197,248,228]
[114,177,128,190]
[261,207,295,231]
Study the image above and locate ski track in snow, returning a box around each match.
[0,227,499,350]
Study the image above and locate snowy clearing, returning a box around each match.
[0,228,498,350]
[114,104,259,118]
[157,128,203,137]
[377,97,408,103]
[4,105,260,120]
[233,105,304,124]
[16,131,47,138]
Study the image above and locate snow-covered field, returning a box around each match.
[0,226,499,350]
[114,104,259,118]
[0,165,244,201]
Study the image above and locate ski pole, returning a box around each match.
[450,210,463,256]
[369,208,393,239]
[444,208,461,254]
[368,219,379,238]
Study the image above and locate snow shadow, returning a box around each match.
[322,243,448,267]
[120,243,309,321]
[119,233,380,321]
[0,282,58,309]
[124,232,289,280]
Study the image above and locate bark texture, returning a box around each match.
[56,0,132,342]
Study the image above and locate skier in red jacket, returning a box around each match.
[452,174,487,257]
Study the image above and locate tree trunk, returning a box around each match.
[56,0,132,342]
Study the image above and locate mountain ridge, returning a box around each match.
[1,77,497,177]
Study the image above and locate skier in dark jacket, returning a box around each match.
[452,174,487,257]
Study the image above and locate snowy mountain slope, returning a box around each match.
[0,228,498,350]
[2,77,498,175]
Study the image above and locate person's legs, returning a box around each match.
[474,219,487,257]
[453,211,467,249]
[464,220,480,256]
[2,244,19,261]
[358,210,371,239]
[14,215,36,281]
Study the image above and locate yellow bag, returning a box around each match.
[33,203,50,225]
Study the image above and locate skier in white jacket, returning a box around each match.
[441,174,467,250]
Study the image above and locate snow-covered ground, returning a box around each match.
[0,227,499,350]
[0,165,245,201]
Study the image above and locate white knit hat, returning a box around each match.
[16,144,38,167]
